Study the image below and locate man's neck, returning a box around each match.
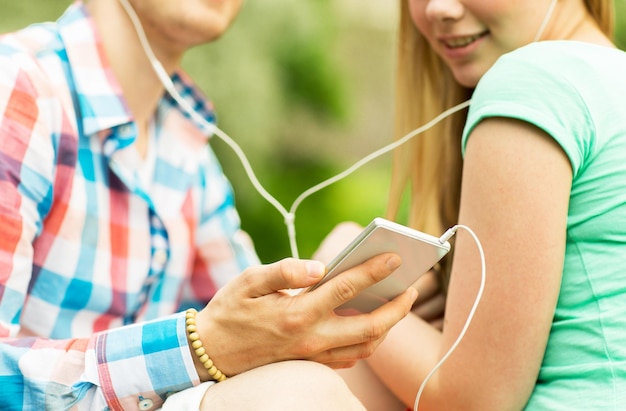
[85,0,181,134]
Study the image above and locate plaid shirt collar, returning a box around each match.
[57,1,217,139]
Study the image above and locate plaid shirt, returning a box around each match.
[0,2,259,410]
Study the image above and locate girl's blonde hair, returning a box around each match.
[387,0,614,287]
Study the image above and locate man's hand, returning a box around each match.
[193,254,418,379]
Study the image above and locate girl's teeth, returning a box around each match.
[447,34,482,48]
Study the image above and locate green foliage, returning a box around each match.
[0,0,67,30]
[276,40,350,123]
[616,0,626,49]
[218,146,391,261]
[182,0,394,262]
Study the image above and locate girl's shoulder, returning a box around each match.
[498,40,626,75]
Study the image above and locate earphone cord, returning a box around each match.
[118,0,470,258]
[534,0,558,42]
[410,2,554,406]
[117,0,556,408]
[413,225,485,411]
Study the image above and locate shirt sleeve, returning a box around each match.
[461,43,595,178]
[0,54,54,338]
[2,313,198,410]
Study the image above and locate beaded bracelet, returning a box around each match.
[185,308,228,382]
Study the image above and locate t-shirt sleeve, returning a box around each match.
[461,45,595,178]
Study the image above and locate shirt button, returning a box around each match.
[118,124,133,136]
[138,398,154,410]
[154,250,168,265]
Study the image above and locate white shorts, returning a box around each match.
[159,381,216,411]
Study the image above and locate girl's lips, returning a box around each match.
[442,31,489,49]
[439,31,489,59]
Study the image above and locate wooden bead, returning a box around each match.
[184,308,228,382]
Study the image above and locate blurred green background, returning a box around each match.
[2,0,625,263]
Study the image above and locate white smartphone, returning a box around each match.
[304,218,451,314]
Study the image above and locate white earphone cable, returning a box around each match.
[534,0,558,42]
[413,225,485,411]
[412,2,556,408]
[117,0,470,259]
[116,3,554,408]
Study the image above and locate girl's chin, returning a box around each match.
[449,64,490,88]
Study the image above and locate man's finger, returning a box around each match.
[312,253,401,309]
[311,286,417,352]
[243,258,326,298]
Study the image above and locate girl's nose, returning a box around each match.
[424,0,465,23]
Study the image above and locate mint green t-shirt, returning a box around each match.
[462,41,626,409]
